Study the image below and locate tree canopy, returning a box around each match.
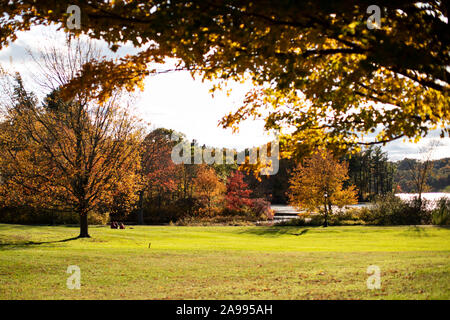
[288,150,358,226]
[0,40,143,237]
[0,0,448,149]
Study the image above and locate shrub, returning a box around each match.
[358,193,431,225]
[222,198,273,220]
[175,215,256,226]
[250,198,273,220]
[431,197,450,225]
[328,209,365,226]
[142,206,187,224]
[88,211,110,225]
[137,197,201,224]
[308,214,325,226]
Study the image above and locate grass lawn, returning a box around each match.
[0,223,449,299]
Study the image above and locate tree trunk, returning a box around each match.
[417,190,423,210]
[137,190,144,225]
[323,200,328,228]
[79,212,90,238]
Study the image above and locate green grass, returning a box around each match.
[0,224,449,299]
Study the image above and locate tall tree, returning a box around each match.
[0,41,142,237]
[139,128,181,223]
[347,146,394,201]
[288,150,358,227]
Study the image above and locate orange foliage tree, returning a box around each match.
[138,128,181,223]
[192,165,225,216]
[0,41,142,237]
[288,150,358,227]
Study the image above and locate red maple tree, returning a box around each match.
[225,170,253,212]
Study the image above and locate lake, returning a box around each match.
[395,192,450,202]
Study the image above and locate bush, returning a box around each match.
[358,193,431,225]
[329,212,365,226]
[175,215,256,226]
[308,214,325,226]
[222,198,273,220]
[328,208,364,225]
[250,198,274,220]
[88,211,110,225]
[431,197,450,225]
[138,197,200,224]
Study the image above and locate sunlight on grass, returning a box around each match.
[0,224,449,299]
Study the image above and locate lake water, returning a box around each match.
[395,192,450,202]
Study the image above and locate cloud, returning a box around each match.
[382,131,450,161]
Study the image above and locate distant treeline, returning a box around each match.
[394,157,450,193]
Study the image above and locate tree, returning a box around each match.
[139,128,181,223]
[288,150,358,227]
[394,157,450,193]
[347,146,394,201]
[0,1,447,149]
[192,164,225,216]
[225,170,252,213]
[0,41,142,238]
[406,141,441,207]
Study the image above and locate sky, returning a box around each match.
[0,25,448,161]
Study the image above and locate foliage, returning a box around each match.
[0,206,108,225]
[431,198,450,226]
[394,157,450,193]
[249,198,273,220]
[322,208,366,226]
[347,146,395,201]
[141,128,181,194]
[192,164,226,216]
[0,1,447,149]
[288,150,358,226]
[396,142,442,205]
[358,194,431,225]
[246,158,295,204]
[175,215,257,226]
[0,43,142,237]
[224,170,252,213]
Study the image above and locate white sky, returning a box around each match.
[0,25,448,161]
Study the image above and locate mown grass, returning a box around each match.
[0,224,449,299]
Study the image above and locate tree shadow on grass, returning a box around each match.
[401,226,431,237]
[236,226,313,237]
[0,236,79,249]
